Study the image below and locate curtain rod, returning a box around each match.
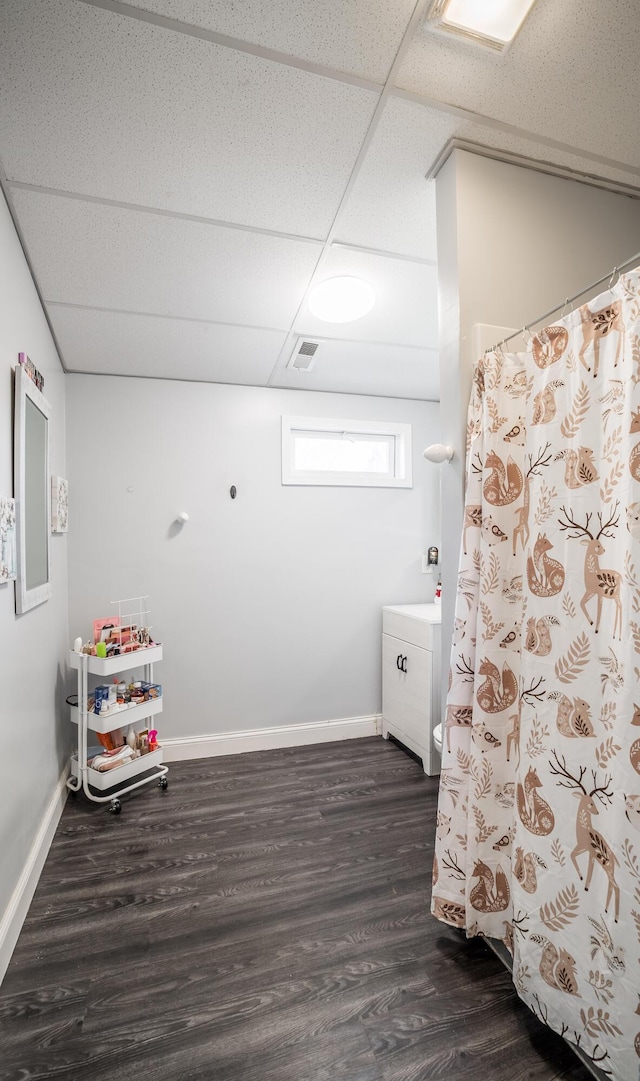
[494,249,640,350]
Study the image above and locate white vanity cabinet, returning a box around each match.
[381,604,442,775]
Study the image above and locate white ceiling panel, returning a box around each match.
[123,0,417,83]
[294,248,439,348]
[334,98,440,260]
[47,305,286,383]
[271,338,438,400]
[0,0,379,237]
[336,94,640,262]
[396,0,640,171]
[11,190,322,327]
[4,0,640,402]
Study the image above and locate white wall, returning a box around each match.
[65,376,439,744]
[0,190,68,978]
[437,151,640,699]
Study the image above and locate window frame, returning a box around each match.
[281,416,412,488]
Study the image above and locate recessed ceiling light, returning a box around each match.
[308,276,376,324]
[425,0,538,51]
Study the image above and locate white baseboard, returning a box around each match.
[0,764,69,987]
[162,714,380,762]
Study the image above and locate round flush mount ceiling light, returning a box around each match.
[308,276,375,323]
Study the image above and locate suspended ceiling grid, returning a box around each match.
[1,0,639,400]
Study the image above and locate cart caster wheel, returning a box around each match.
[158,776,168,790]
[110,798,122,815]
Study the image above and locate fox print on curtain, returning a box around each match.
[432,271,640,1081]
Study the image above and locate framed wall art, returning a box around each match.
[51,475,68,534]
[0,496,16,583]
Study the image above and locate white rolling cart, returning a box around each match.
[67,644,168,815]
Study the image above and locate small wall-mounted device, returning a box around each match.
[421,546,439,574]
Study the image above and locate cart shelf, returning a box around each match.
[70,747,164,791]
[69,644,162,676]
[69,695,163,733]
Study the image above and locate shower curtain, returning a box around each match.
[432,270,640,1081]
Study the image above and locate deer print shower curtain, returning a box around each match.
[432,271,640,1081]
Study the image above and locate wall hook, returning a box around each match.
[176,512,189,524]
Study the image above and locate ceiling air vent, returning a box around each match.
[288,338,320,372]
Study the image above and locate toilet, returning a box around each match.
[433,722,443,756]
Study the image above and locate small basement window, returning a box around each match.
[282,417,412,487]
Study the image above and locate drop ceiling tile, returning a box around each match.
[48,305,286,383]
[335,98,440,260]
[272,339,438,400]
[395,0,640,171]
[123,0,417,83]
[10,189,322,327]
[295,248,439,348]
[0,0,379,237]
[337,95,640,262]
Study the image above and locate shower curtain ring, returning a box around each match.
[521,326,530,348]
[609,266,618,289]
[561,297,569,318]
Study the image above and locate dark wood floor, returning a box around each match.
[0,737,593,1081]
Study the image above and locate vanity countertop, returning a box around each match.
[382,603,442,624]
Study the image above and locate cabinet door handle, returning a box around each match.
[397,654,402,670]
[401,656,408,673]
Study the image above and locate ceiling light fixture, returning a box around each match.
[308,276,375,324]
[425,0,538,51]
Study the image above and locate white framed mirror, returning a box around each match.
[14,364,51,613]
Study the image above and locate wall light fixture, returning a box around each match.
[423,444,454,463]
